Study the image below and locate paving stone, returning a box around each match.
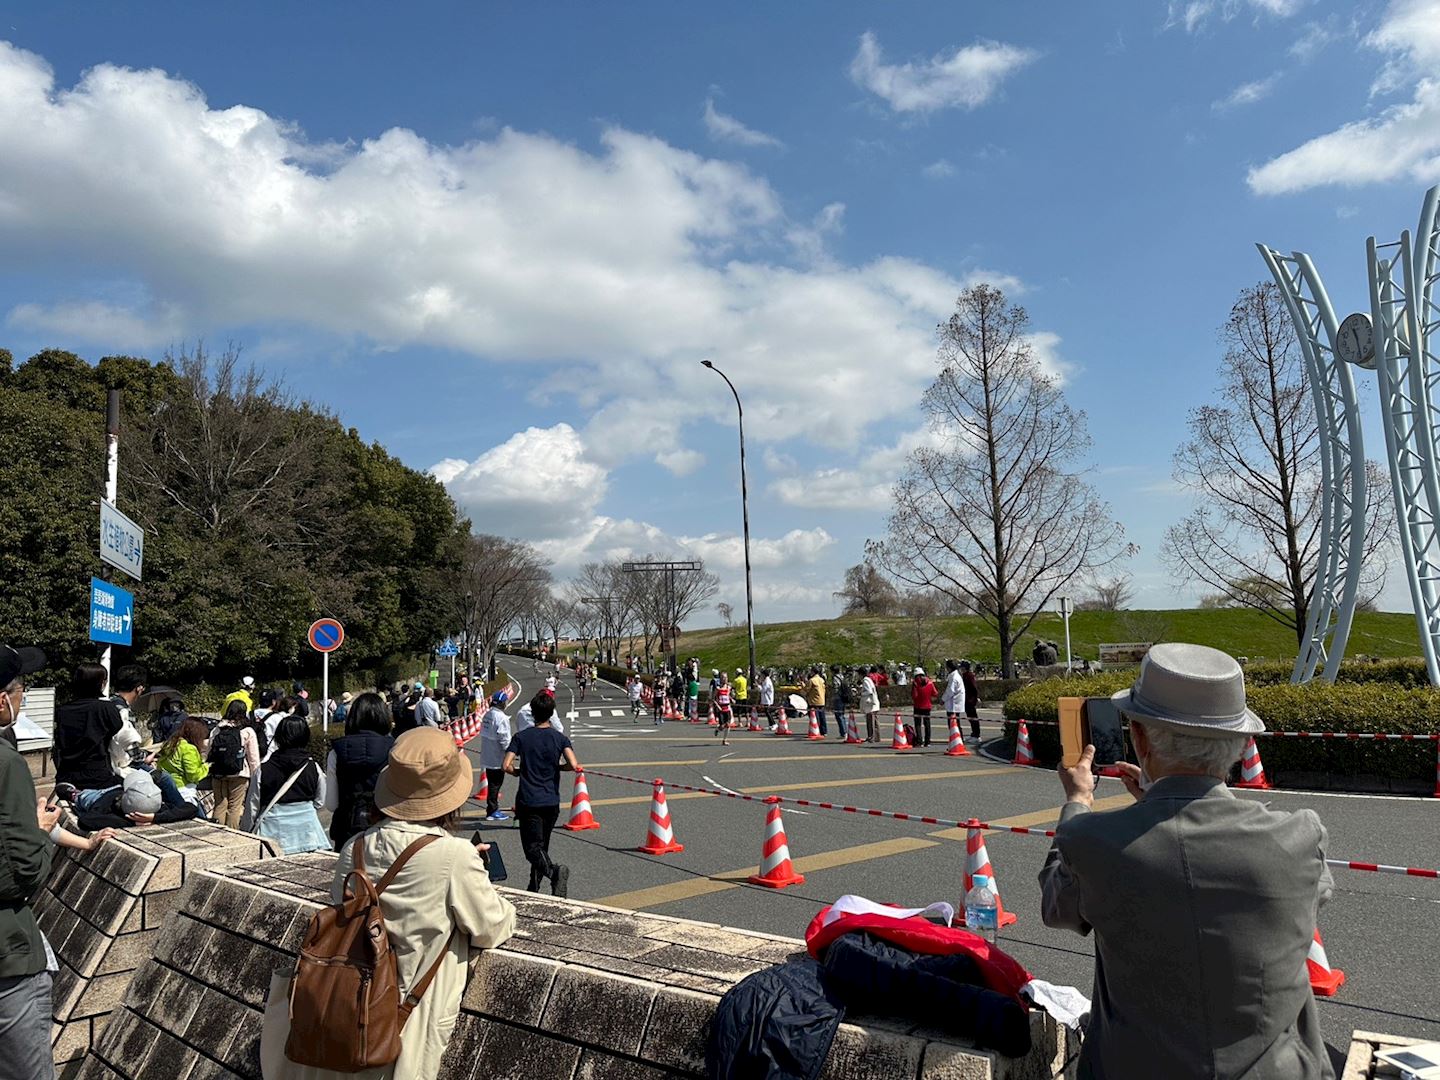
[219,1008,263,1078]
[573,1049,670,1080]
[472,1019,581,1080]
[565,910,681,938]
[436,1014,489,1080]
[95,1009,157,1072]
[183,1055,245,1080]
[920,1042,995,1080]
[72,972,135,1019]
[96,929,157,976]
[142,1025,201,1078]
[51,962,87,1022]
[638,985,718,1075]
[236,941,288,1008]
[52,1019,91,1063]
[637,943,769,983]
[160,918,215,974]
[540,967,660,1057]
[181,985,242,1062]
[234,890,301,948]
[820,1024,927,1080]
[462,948,560,1024]
[69,1056,125,1080]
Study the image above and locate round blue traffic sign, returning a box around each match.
[308,618,345,653]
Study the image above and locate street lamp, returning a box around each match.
[700,359,758,685]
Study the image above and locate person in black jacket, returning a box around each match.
[323,692,395,851]
[75,769,198,831]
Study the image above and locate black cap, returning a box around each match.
[0,645,47,687]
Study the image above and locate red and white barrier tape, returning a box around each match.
[580,768,1440,879]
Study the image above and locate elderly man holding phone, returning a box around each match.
[1039,643,1335,1080]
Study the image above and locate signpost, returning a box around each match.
[99,501,144,581]
[307,618,345,728]
[88,577,134,647]
[437,637,459,687]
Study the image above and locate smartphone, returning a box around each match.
[1058,697,1129,769]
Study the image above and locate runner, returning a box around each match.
[544,672,558,694]
[627,674,643,720]
[713,672,734,746]
[652,670,667,725]
[577,664,589,702]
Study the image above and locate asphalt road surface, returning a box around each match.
[476,656,1440,1063]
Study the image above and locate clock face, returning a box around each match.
[1336,312,1375,369]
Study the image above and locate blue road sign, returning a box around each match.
[436,638,459,657]
[89,577,133,646]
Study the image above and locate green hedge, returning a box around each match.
[1003,676,1440,784]
[1240,658,1432,687]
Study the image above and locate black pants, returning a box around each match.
[965,700,979,739]
[914,709,931,746]
[517,802,561,889]
[485,768,505,816]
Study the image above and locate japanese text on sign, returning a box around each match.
[99,501,144,581]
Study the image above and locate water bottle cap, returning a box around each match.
[973,874,990,889]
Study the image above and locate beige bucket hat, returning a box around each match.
[1111,642,1264,737]
[374,727,473,821]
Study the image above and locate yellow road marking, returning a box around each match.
[591,836,939,910]
[586,767,1012,808]
[927,793,1134,841]
[585,752,897,768]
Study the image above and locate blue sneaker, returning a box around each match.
[486,811,510,821]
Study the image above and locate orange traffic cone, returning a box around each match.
[962,819,1018,928]
[707,702,718,727]
[638,779,684,855]
[1014,719,1036,767]
[1234,736,1272,790]
[561,770,600,831]
[748,797,805,888]
[944,715,971,757]
[1307,929,1345,996]
[748,710,764,733]
[806,710,824,741]
[844,709,864,745]
[471,770,489,805]
[774,711,792,736]
[891,712,912,751]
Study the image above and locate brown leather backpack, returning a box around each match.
[284,833,454,1071]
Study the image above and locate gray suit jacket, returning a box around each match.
[1039,775,1334,1080]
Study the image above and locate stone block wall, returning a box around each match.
[77,851,1071,1080]
[33,821,279,1072]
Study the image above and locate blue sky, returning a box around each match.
[1,1,1436,623]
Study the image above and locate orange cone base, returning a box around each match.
[893,744,911,752]
[561,819,600,832]
[806,732,824,741]
[1309,967,1345,997]
[945,741,972,757]
[1233,776,1273,790]
[639,840,684,855]
[845,736,865,744]
[748,869,805,888]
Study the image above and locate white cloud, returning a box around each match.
[679,527,835,570]
[848,31,1037,114]
[1288,18,1346,61]
[6,298,182,347]
[703,97,783,148]
[922,159,956,179]
[768,429,936,511]
[1249,0,1440,193]
[655,448,705,476]
[1212,73,1280,110]
[1167,0,1306,32]
[0,41,1018,452]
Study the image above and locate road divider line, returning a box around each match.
[590,836,939,911]
[927,794,1135,842]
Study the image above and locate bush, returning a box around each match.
[1003,676,1440,785]
[1240,657,1432,687]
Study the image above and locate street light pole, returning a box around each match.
[701,360,758,685]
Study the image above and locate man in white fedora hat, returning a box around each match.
[1039,643,1334,1080]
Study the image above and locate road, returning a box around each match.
[474,656,1440,1064]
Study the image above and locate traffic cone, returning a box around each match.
[707,702,718,727]
[961,819,1018,928]
[471,770,489,806]
[944,715,971,757]
[891,712,912,751]
[774,710,792,736]
[747,797,805,888]
[748,709,764,732]
[1014,719,1036,767]
[1234,736,1272,790]
[561,770,601,831]
[637,779,684,854]
[1307,930,1345,996]
[806,710,824,741]
[844,710,864,745]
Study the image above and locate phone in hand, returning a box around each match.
[1059,697,1130,770]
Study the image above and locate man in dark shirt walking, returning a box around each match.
[503,691,581,896]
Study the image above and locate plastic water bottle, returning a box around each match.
[965,874,999,943]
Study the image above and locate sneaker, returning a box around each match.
[550,863,570,898]
[485,811,510,821]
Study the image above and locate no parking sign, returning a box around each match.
[308,618,344,653]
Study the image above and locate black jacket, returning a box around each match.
[0,740,53,979]
[256,748,322,808]
[76,789,199,832]
[330,732,394,847]
[52,697,124,790]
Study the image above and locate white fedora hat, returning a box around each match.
[1111,643,1263,737]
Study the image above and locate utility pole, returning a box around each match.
[101,390,120,686]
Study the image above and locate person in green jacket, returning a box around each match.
[0,643,60,1080]
[156,716,211,792]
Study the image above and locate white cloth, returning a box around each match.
[262,710,288,759]
[479,707,510,770]
[512,704,562,736]
[760,677,774,707]
[108,717,143,779]
[944,670,964,713]
[860,676,880,714]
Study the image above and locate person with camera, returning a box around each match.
[1039,643,1333,1079]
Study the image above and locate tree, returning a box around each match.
[1161,282,1393,648]
[1076,576,1134,612]
[455,535,550,679]
[898,590,944,666]
[833,561,899,616]
[871,284,1131,678]
[716,601,734,627]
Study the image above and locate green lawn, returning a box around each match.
[648,609,1423,672]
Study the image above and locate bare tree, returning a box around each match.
[899,590,944,666]
[1076,576,1134,612]
[716,601,734,627]
[567,561,640,664]
[1161,282,1393,647]
[455,534,550,679]
[833,561,899,616]
[537,594,575,655]
[871,284,1131,678]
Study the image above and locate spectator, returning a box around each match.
[910,666,936,747]
[415,686,443,728]
[513,690,564,736]
[831,665,852,742]
[806,666,828,736]
[859,666,881,743]
[52,663,126,792]
[109,663,147,732]
[391,683,413,734]
[503,692,580,895]
[961,660,981,742]
[685,671,699,724]
[243,714,329,853]
[253,686,277,728]
[1039,643,1332,1079]
[942,659,963,736]
[479,691,511,821]
[323,692,395,851]
[156,717,211,796]
[222,675,257,716]
[268,726,516,1077]
[335,691,352,726]
[208,700,261,829]
[290,680,312,719]
[0,643,59,1080]
[733,668,749,724]
[75,768,198,831]
[759,669,776,730]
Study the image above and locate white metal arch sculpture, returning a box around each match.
[1256,246,1367,683]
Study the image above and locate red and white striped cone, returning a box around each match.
[1013,719,1036,767]
[561,770,601,831]
[844,709,864,745]
[1234,736,1272,790]
[806,710,824,741]
[748,709,764,733]
[944,715,971,757]
[748,796,805,888]
[1307,929,1345,996]
[774,711,792,736]
[891,712,912,751]
[962,819,1018,928]
[471,770,490,806]
[637,779,684,854]
[707,702,718,727]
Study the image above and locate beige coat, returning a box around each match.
[261,820,517,1079]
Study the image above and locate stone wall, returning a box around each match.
[34,821,278,1072]
[77,849,1072,1080]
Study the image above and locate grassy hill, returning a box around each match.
[642,609,1424,672]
